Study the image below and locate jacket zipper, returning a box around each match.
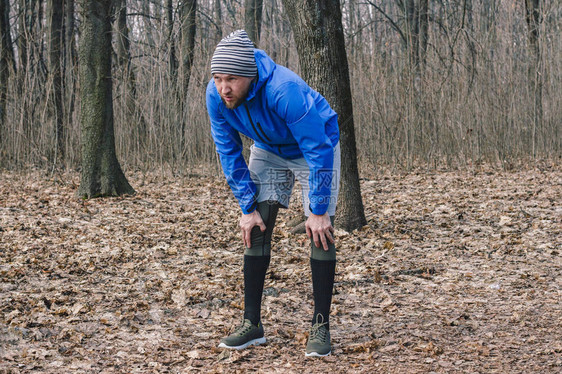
[245,104,269,143]
[256,122,271,142]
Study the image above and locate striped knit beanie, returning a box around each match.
[211,30,257,77]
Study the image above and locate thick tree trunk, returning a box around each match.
[0,0,16,140]
[281,0,367,232]
[244,0,263,46]
[178,0,197,149]
[77,0,134,198]
[48,0,65,161]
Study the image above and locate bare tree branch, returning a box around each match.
[363,0,407,45]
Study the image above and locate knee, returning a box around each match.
[244,201,280,257]
[310,240,336,261]
[310,216,336,261]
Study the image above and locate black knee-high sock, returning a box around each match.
[243,254,270,326]
[242,201,279,326]
[310,258,336,330]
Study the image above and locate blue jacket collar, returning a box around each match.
[245,50,276,102]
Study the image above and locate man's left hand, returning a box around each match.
[305,213,334,251]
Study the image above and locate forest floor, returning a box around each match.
[0,164,561,373]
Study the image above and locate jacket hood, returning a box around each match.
[246,50,276,101]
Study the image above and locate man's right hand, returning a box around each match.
[239,210,266,248]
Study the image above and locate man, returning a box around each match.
[206,30,340,357]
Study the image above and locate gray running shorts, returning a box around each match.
[248,142,341,216]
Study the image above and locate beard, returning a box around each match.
[221,95,246,109]
[220,85,251,109]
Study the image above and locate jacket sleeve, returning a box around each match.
[272,82,335,215]
[206,83,258,214]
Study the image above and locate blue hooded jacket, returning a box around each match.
[206,49,340,215]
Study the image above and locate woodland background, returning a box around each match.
[0,0,560,171]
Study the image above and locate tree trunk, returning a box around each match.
[141,0,154,47]
[114,0,146,143]
[64,0,77,129]
[17,0,42,70]
[1,0,16,141]
[245,0,263,46]
[65,0,75,63]
[281,0,367,232]
[48,0,65,161]
[269,0,278,61]
[402,0,420,75]
[18,0,29,72]
[167,0,178,82]
[179,0,197,97]
[178,0,197,149]
[77,0,134,198]
[115,0,129,69]
[213,0,222,44]
[17,0,41,140]
[525,0,542,158]
[37,0,44,65]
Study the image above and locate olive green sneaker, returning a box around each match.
[305,314,331,357]
[218,319,266,350]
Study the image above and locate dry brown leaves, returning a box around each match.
[1,165,561,373]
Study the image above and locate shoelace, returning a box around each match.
[310,315,328,342]
[234,320,254,336]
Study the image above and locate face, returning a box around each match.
[213,74,254,109]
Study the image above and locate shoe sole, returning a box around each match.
[218,337,266,350]
[305,350,331,357]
